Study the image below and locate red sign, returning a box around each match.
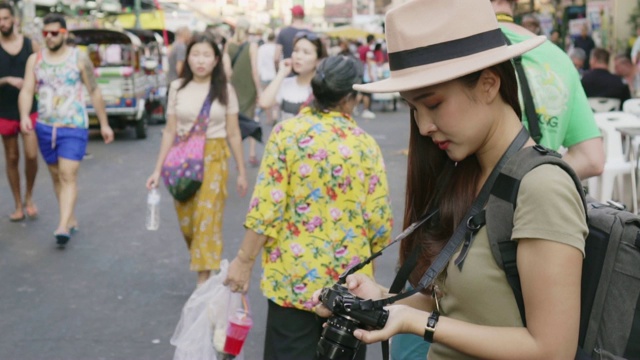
[325,0,353,21]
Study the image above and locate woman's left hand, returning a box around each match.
[237,175,248,197]
[312,288,333,318]
[225,255,253,293]
[352,305,424,344]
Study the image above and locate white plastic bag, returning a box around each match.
[170,260,245,360]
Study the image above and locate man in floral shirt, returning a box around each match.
[224,55,393,360]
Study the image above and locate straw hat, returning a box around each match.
[354,0,545,93]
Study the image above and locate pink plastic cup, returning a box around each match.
[223,309,253,356]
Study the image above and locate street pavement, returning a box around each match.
[0,104,412,360]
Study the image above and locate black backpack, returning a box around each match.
[484,145,640,359]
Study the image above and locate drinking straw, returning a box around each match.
[241,295,249,319]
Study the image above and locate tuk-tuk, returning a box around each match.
[70,29,151,139]
[125,28,167,124]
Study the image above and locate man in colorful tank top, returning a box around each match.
[18,13,113,248]
[0,2,40,222]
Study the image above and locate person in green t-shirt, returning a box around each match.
[490,0,603,181]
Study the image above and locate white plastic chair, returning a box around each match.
[622,98,640,159]
[588,97,621,113]
[623,98,640,115]
[588,112,639,213]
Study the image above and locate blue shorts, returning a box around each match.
[35,122,88,165]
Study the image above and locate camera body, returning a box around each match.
[316,284,389,360]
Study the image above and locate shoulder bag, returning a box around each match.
[161,94,212,202]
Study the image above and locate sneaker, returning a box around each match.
[83,152,93,160]
[361,110,376,119]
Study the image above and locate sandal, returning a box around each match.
[10,213,25,222]
[9,209,25,222]
[54,232,71,247]
[25,205,39,219]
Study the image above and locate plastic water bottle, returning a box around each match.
[146,188,161,231]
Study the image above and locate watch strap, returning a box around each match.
[423,310,440,343]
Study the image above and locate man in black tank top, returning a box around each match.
[0,2,40,222]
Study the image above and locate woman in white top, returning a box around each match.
[258,31,327,122]
[146,33,248,286]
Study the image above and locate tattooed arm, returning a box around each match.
[80,52,113,143]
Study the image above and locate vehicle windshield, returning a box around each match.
[81,44,139,69]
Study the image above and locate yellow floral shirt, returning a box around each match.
[245,107,393,311]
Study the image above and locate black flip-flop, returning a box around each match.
[55,232,71,248]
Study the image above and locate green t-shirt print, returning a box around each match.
[501,26,601,150]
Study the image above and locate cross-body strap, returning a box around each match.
[389,162,454,294]
[502,33,543,144]
[371,128,530,360]
[373,127,531,311]
[231,42,248,68]
[181,93,213,139]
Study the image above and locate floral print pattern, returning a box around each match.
[244,107,393,311]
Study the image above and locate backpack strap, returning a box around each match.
[485,145,586,326]
[502,32,543,144]
[231,42,249,68]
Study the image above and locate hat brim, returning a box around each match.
[354,35,545,94]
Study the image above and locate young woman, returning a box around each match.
[224,56,393,360]
[313,1,588,359]
[258,31,327,122]
[146,33,248,286]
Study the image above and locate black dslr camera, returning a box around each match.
[316,283,389,360]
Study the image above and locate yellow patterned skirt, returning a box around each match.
[174,138,230,272]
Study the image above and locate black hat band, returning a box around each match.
[388,29,506,71]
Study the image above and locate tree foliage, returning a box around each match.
[630,0,640,29]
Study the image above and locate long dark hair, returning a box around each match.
[178,32,228,106]
[399,60,521,286]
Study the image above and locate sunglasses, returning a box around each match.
[294,31,319,42]
[42,29,67,37]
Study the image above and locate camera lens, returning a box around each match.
[316,315,362,360]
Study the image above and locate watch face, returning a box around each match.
[427,318,436,329]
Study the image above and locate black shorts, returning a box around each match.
[263,300,367,360]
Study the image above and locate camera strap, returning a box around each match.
[386,127,530,306]
[329,127,529,360]
[348,127,530,316]
[365,127,530,360]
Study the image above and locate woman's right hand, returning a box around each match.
[20,117,33,133]
[278,59,293,77]
[146,171,161,190]
[312,274,384,319]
